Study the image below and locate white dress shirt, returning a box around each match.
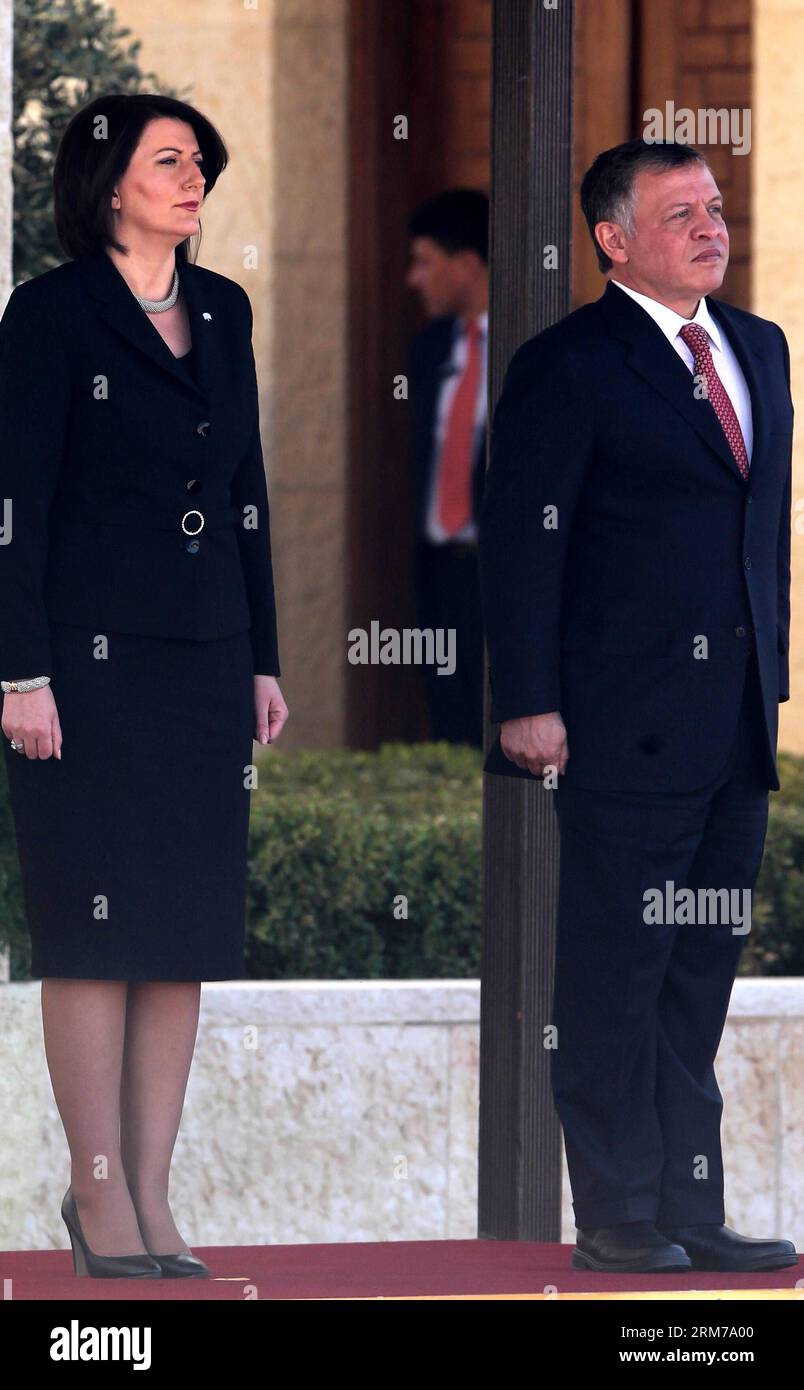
[611,279,753,463]
[425,311,488,543]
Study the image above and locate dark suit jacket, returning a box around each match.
[409,314,486,540]
[479,279,793,794]
[0,247,281,679]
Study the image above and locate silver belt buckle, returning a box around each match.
[181,509,205,535]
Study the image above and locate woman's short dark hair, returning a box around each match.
[53,93,229,262]
[580,138,710,273]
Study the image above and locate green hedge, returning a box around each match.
[1,742,802,980]
[243,743,482,978]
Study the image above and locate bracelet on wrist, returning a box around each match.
[1,676,51,693]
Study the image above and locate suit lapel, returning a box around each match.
[427,316,459,404]
[175,254,220,404]
[74,248,217,406]
[706,293,772,485]
[414,316,455,520]
[598,279,764,487]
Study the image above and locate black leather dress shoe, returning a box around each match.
[61,1187,162,1279]
[573,1221,692,1273]
[658,1223,799,1272]
[149,1251,209,1278]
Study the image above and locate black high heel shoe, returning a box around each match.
[61,1187,162,1279]
[148,1251,210,1278]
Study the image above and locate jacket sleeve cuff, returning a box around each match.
[489,686,562,725]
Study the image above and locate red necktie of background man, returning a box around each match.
[679,322,750,480]
[437,317,483,534]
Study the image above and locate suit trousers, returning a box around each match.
[551,640,772,1230]
[414,539,484,748]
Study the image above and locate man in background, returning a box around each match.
[407,189,489,747]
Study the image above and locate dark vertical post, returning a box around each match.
[478,0,575,1241]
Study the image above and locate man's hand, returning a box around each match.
[500,710,568,777]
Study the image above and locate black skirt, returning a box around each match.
[3,621,256,981]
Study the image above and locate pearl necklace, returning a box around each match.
[134,268,179,313]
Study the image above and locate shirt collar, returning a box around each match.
[455,311,487,337]
[610,278,723,354]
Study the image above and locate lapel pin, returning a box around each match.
[202,311,212,321]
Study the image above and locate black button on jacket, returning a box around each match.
[0,247,281,679]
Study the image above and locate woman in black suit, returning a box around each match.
[0,93,288,1278]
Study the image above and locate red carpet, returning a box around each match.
[2,1240,801,1299]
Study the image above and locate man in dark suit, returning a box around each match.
[478,139,797,1273]
[407,189,488,748]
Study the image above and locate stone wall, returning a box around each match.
[755,0,804,758]
[1,978,801,1254]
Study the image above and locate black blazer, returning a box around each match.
[479,279,793,794]
[409,314,486,541]
[0,247,281,679]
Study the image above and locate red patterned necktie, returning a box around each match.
[678,322,749,480]
[437,317,482,534]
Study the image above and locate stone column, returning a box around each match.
[754,0,803,752]
[0,0,11,981]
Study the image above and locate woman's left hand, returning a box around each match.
[253,675,288,745]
